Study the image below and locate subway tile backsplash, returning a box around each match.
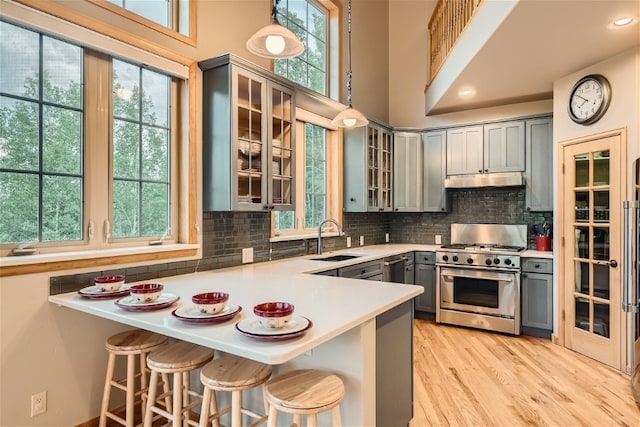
[50,187,552,294]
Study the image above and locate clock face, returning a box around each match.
[568,74,611,125]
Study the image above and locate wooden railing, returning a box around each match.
[427,0,484,85]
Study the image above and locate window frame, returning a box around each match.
[271,109,342,240]
[0,4,198,275]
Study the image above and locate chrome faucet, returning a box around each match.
[317,218,344,255]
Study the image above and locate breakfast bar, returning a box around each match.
[49,250,423,426]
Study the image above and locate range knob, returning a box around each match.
[504,258,512,266]
[442,255,449,262]
[466,257,474,264]
[452,255,459,262]
[485,259,493,266]
[493,258,501,265]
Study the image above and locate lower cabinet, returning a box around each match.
[414,251,437,313]
[521,257,553,337]
[338,260,384,281]
[376,300,413,427]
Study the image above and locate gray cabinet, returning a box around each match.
[525,117,553,211]
[483,121,525,173]
[393,132,422,212]
[339,259,384,280]
[446,122,525,176]
[423,130,447,212]
[446,126,484,175]
[403,252,415,284]
[201,56,295,211]
[414,251,437,313]
[344,123,393,212]
[376,300,413,427]
[522,257,553,336]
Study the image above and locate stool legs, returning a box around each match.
[99,352,118,427]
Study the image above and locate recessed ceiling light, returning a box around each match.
[459,88,475,98]
[613,17,633,26]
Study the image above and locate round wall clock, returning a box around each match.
[568,74,611,125]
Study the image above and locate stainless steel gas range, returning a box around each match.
[436,223,527,335]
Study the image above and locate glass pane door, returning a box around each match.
[367,127,379,210]
[236,73,263,206]
[270,87,293,207]
[563,133,622,369]
[380,130,393,211]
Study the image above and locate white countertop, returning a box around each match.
[49,244,426,365]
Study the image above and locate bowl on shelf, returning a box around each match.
[94,275,125,292]
[192,292,229,314]
[253,302,295,329]
[129,283,164,303]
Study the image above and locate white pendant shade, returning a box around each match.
[246,23,304,59]
[331,106,369,128]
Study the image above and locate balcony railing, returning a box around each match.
[428,0,484,85]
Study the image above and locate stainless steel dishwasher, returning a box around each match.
[383,254,406,283]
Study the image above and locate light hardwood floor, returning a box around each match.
[410,318,640,427]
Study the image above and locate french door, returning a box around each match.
[561,131,624,369]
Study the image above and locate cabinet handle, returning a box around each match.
[535,264,540,268]
[484,169,488,173]
[523,273,528,278]
[478,169,483,173]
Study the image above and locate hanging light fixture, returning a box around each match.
[246,0,304,59]
[331,0,368,128]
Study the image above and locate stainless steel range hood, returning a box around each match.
[444,172,524,189]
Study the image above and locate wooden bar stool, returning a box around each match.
[198,354,273,427]
[99,329,168,427]
[264,369,345,427]
[143,341,215,427]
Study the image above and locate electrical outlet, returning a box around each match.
[385,233,389,243]
[359,236,364,246]
[31,391,47,417]
[435,235,442,245]
[346,236,352,248]
[242,247,254,264]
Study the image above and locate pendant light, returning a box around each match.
[246,0,304,59]
[331,0,369,128]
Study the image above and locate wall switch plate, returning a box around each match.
[359,236,365,246]
[242,247,253,264]
[31,391,47,417]
[346,237,352,248]
[385,233,389,243]
[435,235,442,245]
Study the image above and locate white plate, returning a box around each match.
[236,315,310,336]
[115,293,180,311]
[78,285,130,298]
[174,304,240,319]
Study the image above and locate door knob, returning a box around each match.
[608,259,618,268]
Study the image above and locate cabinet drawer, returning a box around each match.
[414,251,436,265]
[402,252,415,265]
[339,260,384,279]
[522,258,553,274]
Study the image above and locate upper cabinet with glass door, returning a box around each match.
[200,55,295,211]
[344,122,393,212]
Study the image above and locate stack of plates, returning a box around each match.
[235,315,312,341]
[78,285,130,299]
[172,304,242,324]
[115,293,180,311]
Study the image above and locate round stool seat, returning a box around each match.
[266,369,344,411]
[201,354,273,390]
[106,329,167,353]
[146,341,215,372]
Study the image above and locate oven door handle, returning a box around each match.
[441,271,515,282]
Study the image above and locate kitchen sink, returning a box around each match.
[311,254,362,262]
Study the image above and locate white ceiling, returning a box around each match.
[426,0,640,114]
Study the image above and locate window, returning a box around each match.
[273,118,340,238]
[0,22,84,244]
[0,20,180,255]
[275,0,328,95]
[93,0,191,39]
[112,59,171,239]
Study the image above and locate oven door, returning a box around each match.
[439,266,519,318]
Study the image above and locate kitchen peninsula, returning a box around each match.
[49,245,425,426]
